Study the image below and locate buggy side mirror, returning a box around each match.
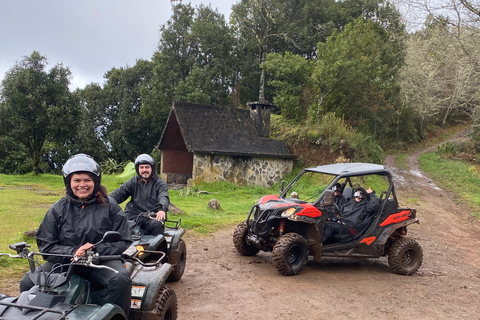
[323,190,335,206]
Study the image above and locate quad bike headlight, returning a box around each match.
[281,207,297,218]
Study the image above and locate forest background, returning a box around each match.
[1,0,479,174]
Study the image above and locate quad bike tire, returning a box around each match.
[233,220,259,256]
[272,233,308,276]
[387,237,423,275]
[167,239,186,282]
[131,285,178,320]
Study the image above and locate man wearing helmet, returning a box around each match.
[110,153,169,235]
[20,154,132,316]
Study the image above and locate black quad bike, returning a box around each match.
[233,163,423,276]
[0,226,185,320]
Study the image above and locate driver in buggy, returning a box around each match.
[110,154,170,236]
[19,154,132,316]
[322,187,379,243]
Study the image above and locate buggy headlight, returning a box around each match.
[281,207,296,218]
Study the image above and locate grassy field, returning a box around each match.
[0,172,283,285]
[419,152,480,218]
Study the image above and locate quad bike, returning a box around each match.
[129,212,186,282]
[0,231,179,320]
[233,163,423,276]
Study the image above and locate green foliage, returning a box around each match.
[312,17,407,143]
[100,159,132,175]
[436,142,458,158]
[0,51,80,174]
[263,52,314,122]
[300,112,384,163]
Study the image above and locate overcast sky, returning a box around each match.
[0,0,237,90]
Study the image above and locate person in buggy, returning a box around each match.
[110,154,170,236]
[19,153,133,316]
[322,187,379,243]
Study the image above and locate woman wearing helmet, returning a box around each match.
[20,154,132,316]
[110,153,169,235]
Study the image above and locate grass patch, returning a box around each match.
[0,173,283,278]
[419,153,480,217]
[395,154,409,170]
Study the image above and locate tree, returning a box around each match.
[311,17,407,142]
[262,52,314,121]
[102,59,157,162]
[73,83,110,161]
[0,51,79,173]
[231,0,335,103]
[146,2,235,109]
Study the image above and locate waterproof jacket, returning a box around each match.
[36,195,132,264]
[340,192,379,229]
[110,175,169,220]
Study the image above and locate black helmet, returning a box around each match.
[333,183,344,193]
[135,154,156,178]
[62,154,101,198]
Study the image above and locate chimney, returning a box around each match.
[247,101,272,138]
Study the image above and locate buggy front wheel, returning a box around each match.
[388,237,423,275]
[233,220,259,256]
[272,233,308,276]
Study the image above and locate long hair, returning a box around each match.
[97,185,108,205]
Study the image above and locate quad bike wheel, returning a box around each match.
[233,220,259,256]
[387,237,423,275]
[167,239,186,282]
[131,285,178,320]
[272,233,308,276]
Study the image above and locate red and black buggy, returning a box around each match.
[233,163,423,276]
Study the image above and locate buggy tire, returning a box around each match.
[233,221,259,256]
[167,240,186,282]
[388,237,423,275]
[272,233,308,276]
[131,285,178,320]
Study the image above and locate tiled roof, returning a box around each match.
[158,102,294,158]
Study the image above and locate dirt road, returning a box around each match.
[170,147,480,319]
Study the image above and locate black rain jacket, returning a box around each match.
[110,175,170,220]
[36,194,132,264]
[340,191,379,229]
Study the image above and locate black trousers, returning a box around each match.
[137,216,165,235]
[20,260,131,316]
[322,221,355,243]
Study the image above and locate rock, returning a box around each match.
[290,191,299,199]
[208,198,222,210]
[24,229,38,238]
[168,203,184,215]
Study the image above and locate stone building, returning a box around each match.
[157,102,295,187]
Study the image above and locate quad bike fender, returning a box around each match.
[164,228,185,251]
[376,218,419,246]
[67,303,126,320]
[0,294,125,320]
[130,262,173,311]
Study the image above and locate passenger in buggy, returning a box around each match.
[322,187,379,243]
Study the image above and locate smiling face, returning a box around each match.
[138,164,152,179]
[70,173,95,200]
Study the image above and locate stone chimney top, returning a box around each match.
[247,101,272,138]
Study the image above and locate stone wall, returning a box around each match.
[190,153,294,187]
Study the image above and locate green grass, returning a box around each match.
[0,173,280,281]
[419,153,480,218]
[395,154,409,170]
